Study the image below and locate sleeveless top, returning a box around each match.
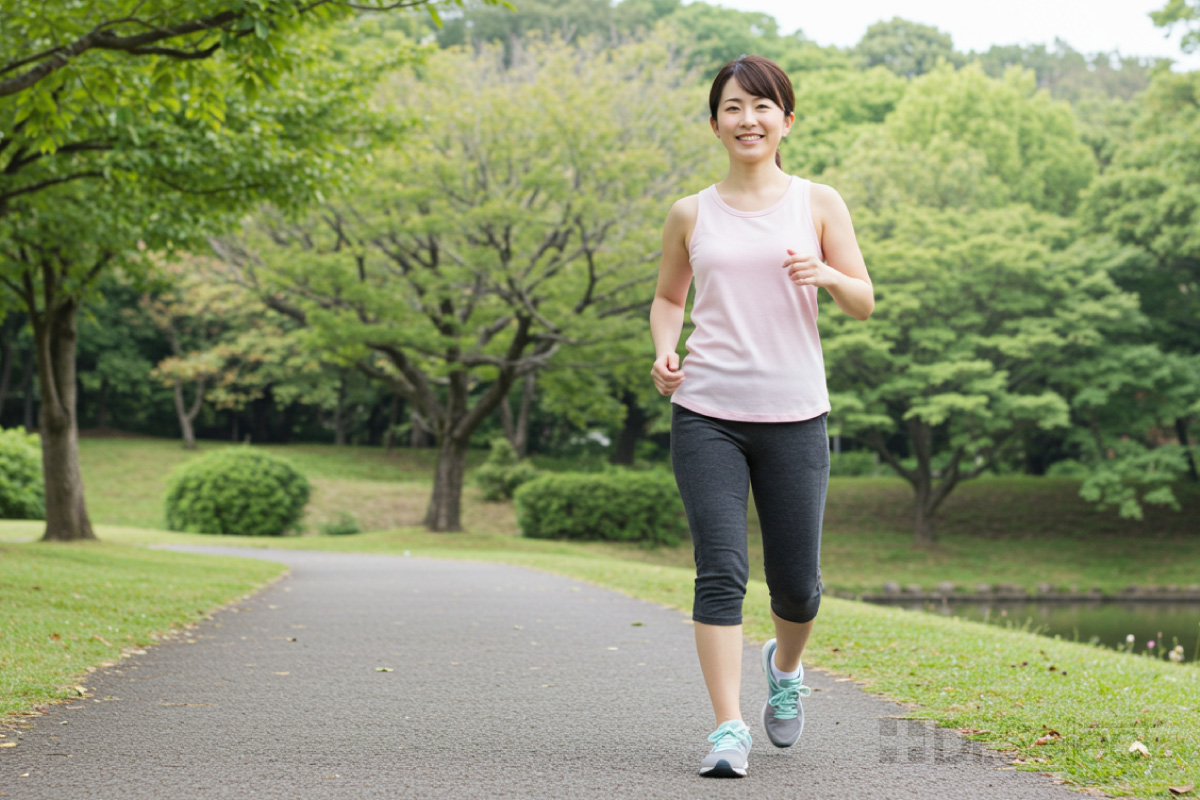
[671,176,830,423]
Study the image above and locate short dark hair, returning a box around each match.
[708,55,795,168]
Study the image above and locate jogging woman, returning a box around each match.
[649,54,874,778]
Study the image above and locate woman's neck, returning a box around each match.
[720,159,790,195]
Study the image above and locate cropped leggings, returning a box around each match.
[671,404,829,626]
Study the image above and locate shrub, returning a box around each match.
[0,427,45,520]
[475,438,538,501]
[318,512,362,536]
[829,450,879,477]
[514,469,687,546]
[165,448,310,536]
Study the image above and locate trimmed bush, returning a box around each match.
[165,448,310,536]
[317,512,362,536]
[0,427,44,520]
[475,438,538,501]
[829,450,879,477]
[514,469,687,546]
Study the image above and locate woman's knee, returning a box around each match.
[770,581,822,624]
[692,568,748,626]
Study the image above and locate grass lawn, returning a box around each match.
[73,437,1200,596]
[4,435,1199,797]
[0,536,285,718]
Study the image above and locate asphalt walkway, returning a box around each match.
[3,547,1084,799]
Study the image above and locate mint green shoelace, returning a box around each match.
[708,723,751,751]
[769,678,812,720]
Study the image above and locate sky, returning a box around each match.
[704,0,1199,70]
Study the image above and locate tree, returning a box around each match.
[221,39,716,531]
[786,66,907,177]
[823,205,1143,545]
[651,3,792,74]
[1079,69,1200,485]
[821,64,1108,544]
[0,18,424,541]
[854,17,962,78]
[1152,0,1200,53]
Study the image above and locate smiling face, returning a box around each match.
[711,76,793,162]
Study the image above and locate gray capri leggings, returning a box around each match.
[670,404,829,626]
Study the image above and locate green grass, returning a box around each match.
[0,536,285,719]
[5,435,1200,797]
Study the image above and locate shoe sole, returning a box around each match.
[700,759,747,778]
[762,639,803,749]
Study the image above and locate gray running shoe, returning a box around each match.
[699,720,752,778]
[761,638,812,748]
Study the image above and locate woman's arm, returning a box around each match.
[783,183,874,321]
[650,196,697,397]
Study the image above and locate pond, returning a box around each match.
[868,598,1200,663]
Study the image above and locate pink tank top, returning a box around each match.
[672,176,830,423]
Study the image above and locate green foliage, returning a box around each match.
[0,428,44,520]
[164,448,310,535]
[854,17,963,78]
[834,63,1095,216]
[514,470,687,545]
[317,512,362,536]
[652,2,792,74]
[1151,0,1200,53]
[475,438,539,501]
[828,450,880,478]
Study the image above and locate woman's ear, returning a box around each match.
[710,116,719,137]
[784,111,795,137]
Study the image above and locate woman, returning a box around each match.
[649,54,874,778]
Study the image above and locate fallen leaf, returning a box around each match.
[93,635,113,648]
[1034,732,1061,746]
[606,647,618,651]
[50,633,61,641]
[72,686,89,697]
[1168,785,1194,796]
[0,743,17,748]
[631,622,644,627]
[1129,741,1150,757]
[274,672,289,676]
[375,667,394,673]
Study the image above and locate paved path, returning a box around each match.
[3,548,1082,799]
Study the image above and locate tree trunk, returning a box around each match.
[913,499,936,547]
[96,376,109,430]
[1177,417,1198,482]
[172,379,201,450]
[0,337,13,413]
[499,373,536,457]
[424,434,470,531]
[333,377,348,446]
[610,390,647,466]
[34,298,95,542]
[410,409,432,448]
[20,353,35,432]
[383,393,400,453]
[908,419,936,547]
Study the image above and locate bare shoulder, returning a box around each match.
[808,182,850,218]
[666,194,700,226]
[664,193,700,247]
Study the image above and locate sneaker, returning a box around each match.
[761,638,812,748]
[699,720,752,778]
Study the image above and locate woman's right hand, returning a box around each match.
[651,352,684,396]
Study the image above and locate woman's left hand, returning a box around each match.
[782,249,841,289]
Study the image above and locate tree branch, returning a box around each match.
[0,172,105,203]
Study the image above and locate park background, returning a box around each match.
[1,1,1199,797]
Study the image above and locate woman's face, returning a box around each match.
[710,76,793,163]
